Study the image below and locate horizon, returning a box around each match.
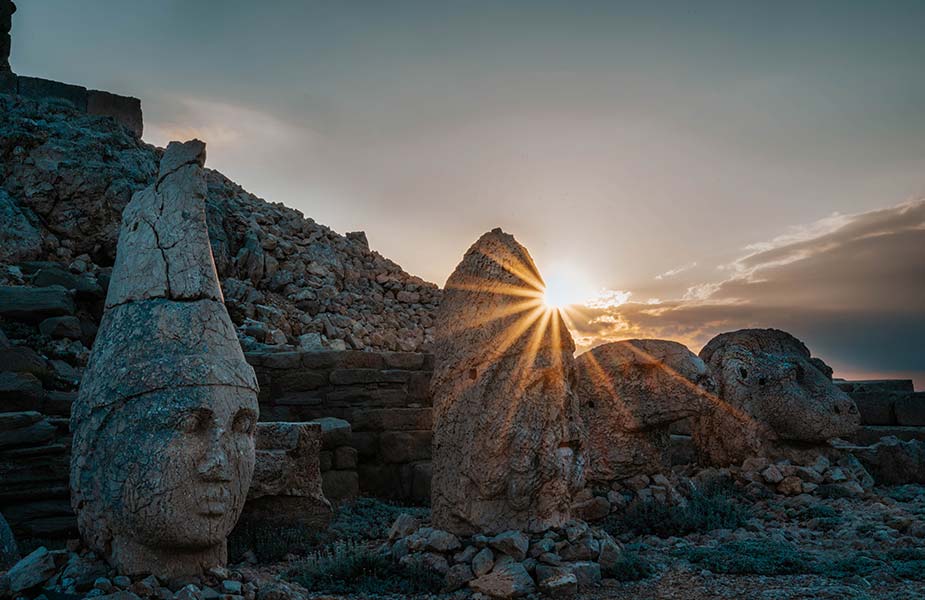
[11,0,924,388]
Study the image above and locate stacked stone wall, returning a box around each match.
[836,380,925,445]
[246,349,434,502]
[1,73,142,137]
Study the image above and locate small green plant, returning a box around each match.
[602,546,655,581]
[228,522,324,563]
[679,540,816,575]
[604,481,750,537]
[328,497,429,541]
[287,540,443,595]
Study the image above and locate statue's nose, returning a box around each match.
[198,433,232,481]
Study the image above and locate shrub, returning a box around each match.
[229,497,429,563]
[287,540,444,595]
[228,522,324,563]
[603,546,655,581]
[604,482,750,537]
[679,540,816,575]
[328,497,429,541]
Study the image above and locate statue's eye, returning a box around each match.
[738,367,748,380]
[232,410,256,435]
[175,410,208,433]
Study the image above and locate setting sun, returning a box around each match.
[542,265,596,309]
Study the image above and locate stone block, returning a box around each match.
[0,417,56,449]
[379,430,432,464]
[407,370,433,401]
[334,446,357,469]
[87,90,143,138]
[0,372,44,411]
[849,392,897,425]
[42,391,75,417]
[351,431,380,459]
[0,346,50,378]
[669,417,692,436]
[357,463,406,499]
[319,450,333,472]
[895,393,925,426]
[257,351,302,370]
[325,387,408,406]
[249,422,325,500]
[329,368,408,385]
[312,417,352,449]
[39,316,82,340]
[411,461,432,503]
[341,351,386,369]
[350,407,433,432]
[836,379,914,394]
[17,76,88,111]
[853,426,925,445]
[272,370,328,393]
[299,351,342,369]
[0,286,75,322]
[383,352,425,370]
[322,470,359,502]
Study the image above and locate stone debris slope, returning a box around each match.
[0,93,440,354]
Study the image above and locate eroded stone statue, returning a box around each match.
[576,339,715,482]
[431,228,586,535]
[1,1,15,73]
[692,328,859,466]
[71,140,259,577]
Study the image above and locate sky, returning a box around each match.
[11,1,925,388]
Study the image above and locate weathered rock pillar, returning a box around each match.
[0,1,15,73]
[431,228,586,535]
[71,140,260,577]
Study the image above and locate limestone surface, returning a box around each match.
[576,339,715,482]
[430,228,585,535]
[692,328,860,466]
[70,140,260,577]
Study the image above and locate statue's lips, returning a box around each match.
[198,486,231,517]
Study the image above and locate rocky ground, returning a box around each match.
[6,477,922,600]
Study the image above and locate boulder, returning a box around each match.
[0,285,75,322]
[239,421,332,531]
[6,546,57,593]
[70,141,260,578]
[848,436,925,485]
[692,329,860,466]
[431,229,585,535]
[0,510,18,569]
[575,339,714,482]
[469,561,535,598]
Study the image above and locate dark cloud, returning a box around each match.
[569,200,925,389]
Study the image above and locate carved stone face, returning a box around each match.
[105,385,257,555]
[720,349,859,442]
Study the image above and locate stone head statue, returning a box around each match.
[71,140,259,577]
[693,328,859,465]
[576,339,715,482]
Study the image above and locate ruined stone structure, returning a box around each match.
[0,3,143,136]
[1,1,14,73]
[71,140,260,577]
[247,349,433,502]
[692,328,860,466]
[240,421,332,531]
[430,229,586,535]
[576,339,715,483]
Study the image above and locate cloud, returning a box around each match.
[567,199,925,389]
[655,261,697,280]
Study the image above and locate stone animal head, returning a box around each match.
[576,339,715,482]
[699,329,859,450]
